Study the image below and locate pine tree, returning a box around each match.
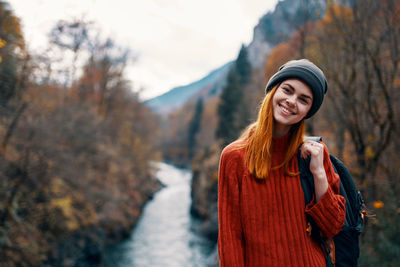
[187,98,203,162]
[235,45,252,131]
[236,45,251,86]
[216,69,241,148]
[216,45,252,148]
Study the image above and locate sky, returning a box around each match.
[7,0,278,100]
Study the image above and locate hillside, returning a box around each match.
[145,62,232,115]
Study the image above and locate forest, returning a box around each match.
[0,0,399,266]
[0,1,162,265]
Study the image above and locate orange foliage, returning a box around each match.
[0,4,25,50]
[322,5,353,25]
[264,42,297,80]
[373,201,384,209]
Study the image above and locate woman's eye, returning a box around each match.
[282,87,290,93]
[299,98,308,104]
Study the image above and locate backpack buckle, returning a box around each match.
[306,222,312,236]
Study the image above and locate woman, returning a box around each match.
[218,59,346,266]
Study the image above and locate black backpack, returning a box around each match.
[298,137,366,267]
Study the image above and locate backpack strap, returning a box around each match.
[297,150,314,206]
[298,136,322,238]
[299,136,322,205]
[298,136,334,267]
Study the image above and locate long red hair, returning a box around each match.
[239,85,305,179]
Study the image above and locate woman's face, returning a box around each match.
[272,79,313,136]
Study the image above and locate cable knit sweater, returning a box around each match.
[218,134,346,267]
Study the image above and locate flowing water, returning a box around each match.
[103,162,216,267]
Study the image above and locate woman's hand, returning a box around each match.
[300,140,328,202]
[300,141,325,177]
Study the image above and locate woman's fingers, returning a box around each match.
[300,141,325,174]
[300,141,323,158]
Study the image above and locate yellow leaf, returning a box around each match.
[367,135,374,143]
[373,201,384,209]
[365,146,374,159]
[50,177,67,194]
[50,197,72,210]
[0,38,6,48]
[0,55,2,63]
[50,196,79,231]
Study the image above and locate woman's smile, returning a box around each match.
[278,102,296,116]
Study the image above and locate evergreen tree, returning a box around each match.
[236,45,251,86]
[187,98,203,162]
[235,45,252,131]
[216,69,242,148]
[216,45,252,148]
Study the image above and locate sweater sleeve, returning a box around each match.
[218,145,245,267]
[305,143,346,239]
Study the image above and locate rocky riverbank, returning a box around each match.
[49,174,163,267]
[190,147,220,246]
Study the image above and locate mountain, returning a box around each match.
[145,62,232,115]
[247,0,326,68]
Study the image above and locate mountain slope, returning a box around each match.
[145,62,232,115]
[247,0,326,68]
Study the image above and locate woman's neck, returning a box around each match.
[273,124,290,138]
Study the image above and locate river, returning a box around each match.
[103,162,216,267]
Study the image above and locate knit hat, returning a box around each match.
[265,59,328,119]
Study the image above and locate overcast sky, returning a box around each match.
[7,0,278,100]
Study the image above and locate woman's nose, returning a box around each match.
[286,95,297,106]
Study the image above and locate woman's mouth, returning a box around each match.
[279,104,295,115]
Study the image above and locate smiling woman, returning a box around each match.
[217,59,346,266]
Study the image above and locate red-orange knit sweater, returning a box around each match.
[218,134,346,267]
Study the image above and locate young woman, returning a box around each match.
[218,59,346,266]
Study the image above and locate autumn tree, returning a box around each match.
[76,37,132,116]
[48,19,94,86]
[309,1,398,200]
[160,101,196,167]
[0,1,25,105]
[305,1,400,264]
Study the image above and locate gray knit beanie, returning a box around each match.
[265,59,328,119]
